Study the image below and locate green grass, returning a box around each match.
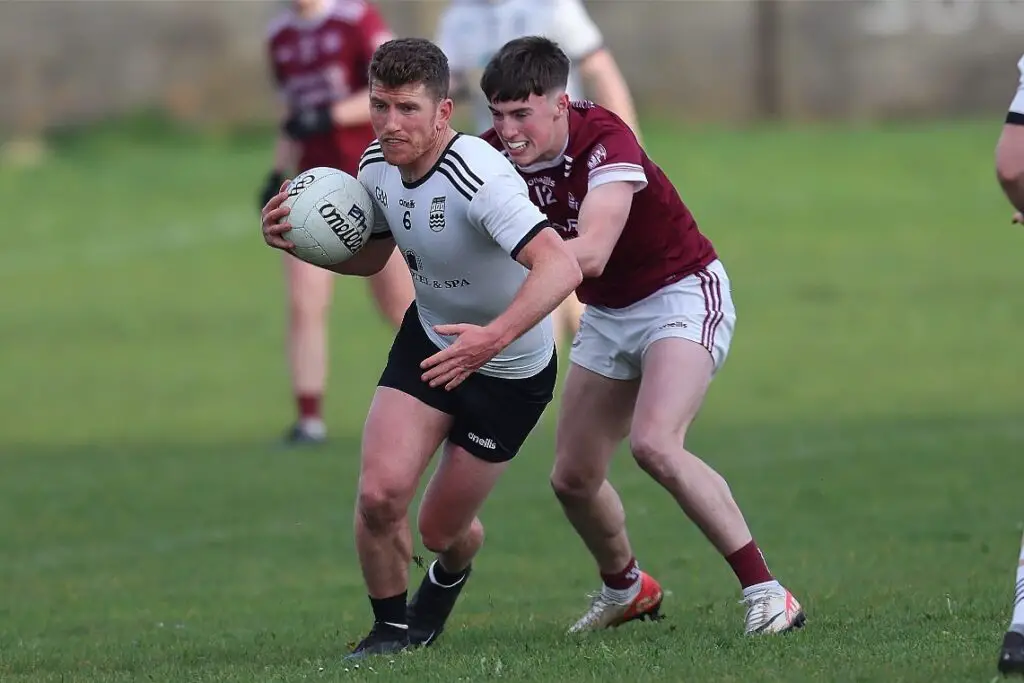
[1,117,1022,682]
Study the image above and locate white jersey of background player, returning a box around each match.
[436,0,639,136]
[994,52,1024,677]
[357,134,555,378]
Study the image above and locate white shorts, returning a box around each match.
[569,259,736,381]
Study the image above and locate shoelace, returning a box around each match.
[739,588,777,631]
[573,592,616,629]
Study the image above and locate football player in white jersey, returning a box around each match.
[435,0,641,352]
[436,0,639,136]
[995,53,1024,677]
[261,38,582,659]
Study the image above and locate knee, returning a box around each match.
[550,457,602,503]
[629,428,682,480]
[419,515,483,555]
[356,484,408,534]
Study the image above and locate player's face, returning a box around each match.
[370,81,453,167]
[489,92,569,166]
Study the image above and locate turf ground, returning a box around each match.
[1,117,1023,682]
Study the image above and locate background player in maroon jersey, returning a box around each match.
[262,0,414,445]
[481,37,806,635]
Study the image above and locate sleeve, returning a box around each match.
[586,125,648,193]
[548,0,604,62]
[468,171,551,260]
[357,151,393,239]
[1009,54,1024,125]
[357,1,394,62]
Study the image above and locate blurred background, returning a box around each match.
[2,2,1023,681]
[2,0,1024,138]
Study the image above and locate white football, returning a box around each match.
[280,167,374,266]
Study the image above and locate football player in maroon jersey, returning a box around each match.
[262,0,413,445]
[481,37,806,635]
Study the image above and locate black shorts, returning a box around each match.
[378,303,557,463]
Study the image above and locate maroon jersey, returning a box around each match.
[266,0,391,175]
[483,103,717,308]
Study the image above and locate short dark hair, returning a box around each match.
[481,36,570,103]
[369,38,450,100]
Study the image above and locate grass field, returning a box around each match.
[1,116,1023,682]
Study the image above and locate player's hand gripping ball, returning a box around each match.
[279,167,375,266]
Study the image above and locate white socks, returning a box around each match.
[601,578,642,604]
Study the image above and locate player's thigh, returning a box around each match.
[283,252,334,311]
[632,338,713,452]
[363,303,458,507]
[418,440,510,543]
[360,386,453,509]
[447,351,559,464]
[638,260,737,375]
[553,362,638,489]
[630,260,736,448]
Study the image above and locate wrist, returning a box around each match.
[485,320,515,350]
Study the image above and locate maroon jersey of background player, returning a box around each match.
[483,102,716,309]
[267,0,391,174]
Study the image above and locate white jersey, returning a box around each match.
[357,134,554,379]
[436,0,604,132]
[1010,54,1024,121]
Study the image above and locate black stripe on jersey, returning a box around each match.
[369,229,392,240]
[510,220,552,262]
[359,155,386,172]
[358,142,385,171]
[1007,111,1024,125]
[438,158,482,200]
[445,149,485,186]
[402,134,463,189]
[437,167,475,202]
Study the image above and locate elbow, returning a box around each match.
[558,249,584,290]
[569,260,585,290]
[578,253,607,279]
[997,162,1024,191]
[996,138,1024,189]
[580,261,605,279]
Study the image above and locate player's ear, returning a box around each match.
[437,97,454,130]
[555,91,570,116]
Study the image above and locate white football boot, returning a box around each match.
[742,583,806,634]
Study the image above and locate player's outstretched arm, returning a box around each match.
[420,227,581,391]
[490,226,583,346]
[260,182,397,276]
[570,181,635,277]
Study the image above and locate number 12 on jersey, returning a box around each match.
[532,184,556,207]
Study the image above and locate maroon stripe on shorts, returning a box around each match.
[697,269,724,353]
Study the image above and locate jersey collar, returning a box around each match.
[514,134,570,174]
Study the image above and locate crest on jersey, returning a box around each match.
[429,196,446,232]
[587,144,608,170]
